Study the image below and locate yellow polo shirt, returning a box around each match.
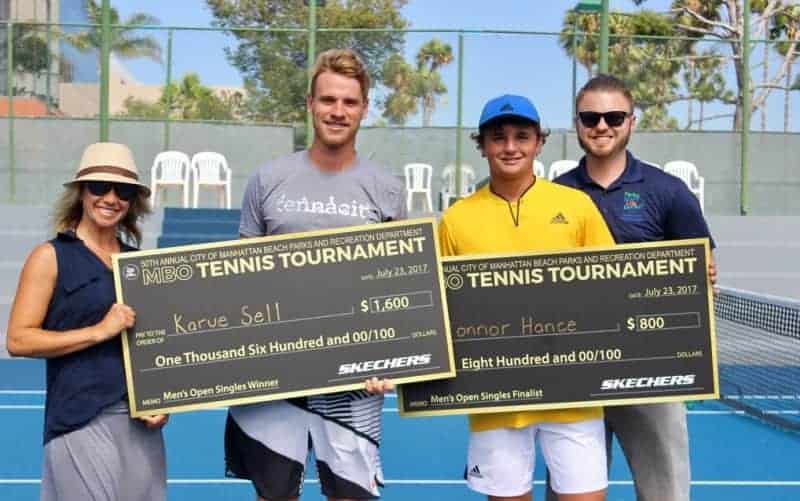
[438,180,615,432]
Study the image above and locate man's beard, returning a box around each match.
[577,126,631,160]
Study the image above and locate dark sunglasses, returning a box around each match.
[84,181,139,201]
[577,110,630,128]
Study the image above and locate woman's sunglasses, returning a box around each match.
[577,110,630,128]
[84,181,139,202]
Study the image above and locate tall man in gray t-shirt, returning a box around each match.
[225,49,405,501]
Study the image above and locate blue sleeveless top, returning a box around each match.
[42,231,135,444]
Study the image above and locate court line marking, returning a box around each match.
[1,479,799,486]
[0,405,798,416]
[726,395,799,400]
[4,391,797,399]
[689,410,800,415]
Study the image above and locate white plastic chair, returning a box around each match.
[404,163,433,212]
[151,151,191,208]
[191,152,232,209]
[548,160,579,180]
[440,164,476,209]
[664,160,705,213]
[534,160,546,178]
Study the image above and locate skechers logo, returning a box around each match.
[601,374,696,391]
[338,354,433,375]
[550,212,569,224]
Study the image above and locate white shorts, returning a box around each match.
[466,419,607,497]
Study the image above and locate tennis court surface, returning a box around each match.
[1,286,798,500]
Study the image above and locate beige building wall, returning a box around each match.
[59,65,160,117]
[60,58,245,117]
[10,0,59,21]
[57,82,97,116]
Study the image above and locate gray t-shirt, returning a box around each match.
[236,151,406,444]
[240,151,406,237]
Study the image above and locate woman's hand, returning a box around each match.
[94,303,136,342]
[139,414,169,429]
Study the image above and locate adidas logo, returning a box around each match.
[468,465,483,478]
[550,212,569,224]
[500,103,514,112]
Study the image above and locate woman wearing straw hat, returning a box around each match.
[7,142,168,500]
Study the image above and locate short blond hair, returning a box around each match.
[310,48,370,101]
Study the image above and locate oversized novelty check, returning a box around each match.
[113,219,454,416]
[399,239,718,416]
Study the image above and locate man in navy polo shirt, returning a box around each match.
[550,75,715,501]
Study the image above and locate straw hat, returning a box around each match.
[64,142,151,197]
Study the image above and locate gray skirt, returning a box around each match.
[40,400,166,501]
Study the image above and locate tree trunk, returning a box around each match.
[699,100,705,131]
[785,64,792,132]
[687,59,694,129]
[422,100,433,127]
[761,20,768,131]
[731,36,746,131]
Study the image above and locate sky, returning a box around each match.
[106,0,796,131]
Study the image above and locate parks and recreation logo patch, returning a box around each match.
[623,191,644,211]
[123,264,139,280]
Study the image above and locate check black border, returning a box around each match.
[113,218,455,417]
[398,239,718,417]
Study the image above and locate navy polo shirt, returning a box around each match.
[555,152,714,247]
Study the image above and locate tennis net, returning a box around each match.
[715,286,800,431]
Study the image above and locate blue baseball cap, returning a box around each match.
[478,94,541,128]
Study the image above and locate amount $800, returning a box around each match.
[627,315,665,331]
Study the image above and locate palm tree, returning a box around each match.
[380,39,454,126]
[414,38,453,126]
[559,10,601,76]
[416,38,454,73]
[64,1,162,66]
[381,54,418,125]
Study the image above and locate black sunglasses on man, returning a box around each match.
[577,110,630,128]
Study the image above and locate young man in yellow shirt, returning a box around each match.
[439,95,614,501]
